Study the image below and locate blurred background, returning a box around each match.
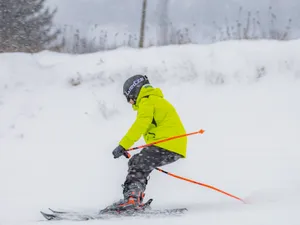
[1,0,300,54]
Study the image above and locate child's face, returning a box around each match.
[129,99,134,105]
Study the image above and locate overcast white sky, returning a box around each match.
[46,0,300,41]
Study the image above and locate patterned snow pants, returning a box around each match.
[122,145,183,198]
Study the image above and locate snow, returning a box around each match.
[1,40,300,225]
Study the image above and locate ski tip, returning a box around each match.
[48,208,66,214]
[40,211,51,220]
[48,208,57,213]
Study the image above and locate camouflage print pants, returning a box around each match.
[122,146,183,198]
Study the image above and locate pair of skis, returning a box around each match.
[40,199,187,221]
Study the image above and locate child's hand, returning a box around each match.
[112,145,127,159]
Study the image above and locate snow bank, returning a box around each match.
[1,39,300,88]
[0,40,300,225]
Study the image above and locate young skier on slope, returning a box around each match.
[103,75,187,212]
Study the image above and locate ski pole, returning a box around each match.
[122,129,245,203]
[128,129,205,151]
[123,129,205,158]
[124,152,245,203]
[155,168,246,204]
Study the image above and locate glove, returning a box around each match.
[112,145,127,159]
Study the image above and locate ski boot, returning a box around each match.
[99,191,148,215]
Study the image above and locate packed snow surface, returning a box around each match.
[1,40,300,225]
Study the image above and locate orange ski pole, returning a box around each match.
[155,168,246,203]
[122,129,245,203]
[128,129,205,151]
[123,129,205,158]
[123,153,245,203]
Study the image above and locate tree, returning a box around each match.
[158,0,170,46]
[139,0,147,48]
[0,0,61,53]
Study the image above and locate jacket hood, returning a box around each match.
[132,85,164,111]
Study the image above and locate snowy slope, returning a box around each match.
[0,40,300,225]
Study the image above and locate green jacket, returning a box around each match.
[119,85,187,157]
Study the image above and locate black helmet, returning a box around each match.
[123,75,150,103]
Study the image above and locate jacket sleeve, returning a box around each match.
[119,99,154,149]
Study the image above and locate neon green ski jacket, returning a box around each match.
[119,85,187,157]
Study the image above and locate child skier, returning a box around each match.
[103,75,187,212]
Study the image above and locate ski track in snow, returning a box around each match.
[0,40,300,225]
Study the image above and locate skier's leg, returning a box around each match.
[122,146,182,202]
[101,146,182,212]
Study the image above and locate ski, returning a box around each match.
[40,199,187,221]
